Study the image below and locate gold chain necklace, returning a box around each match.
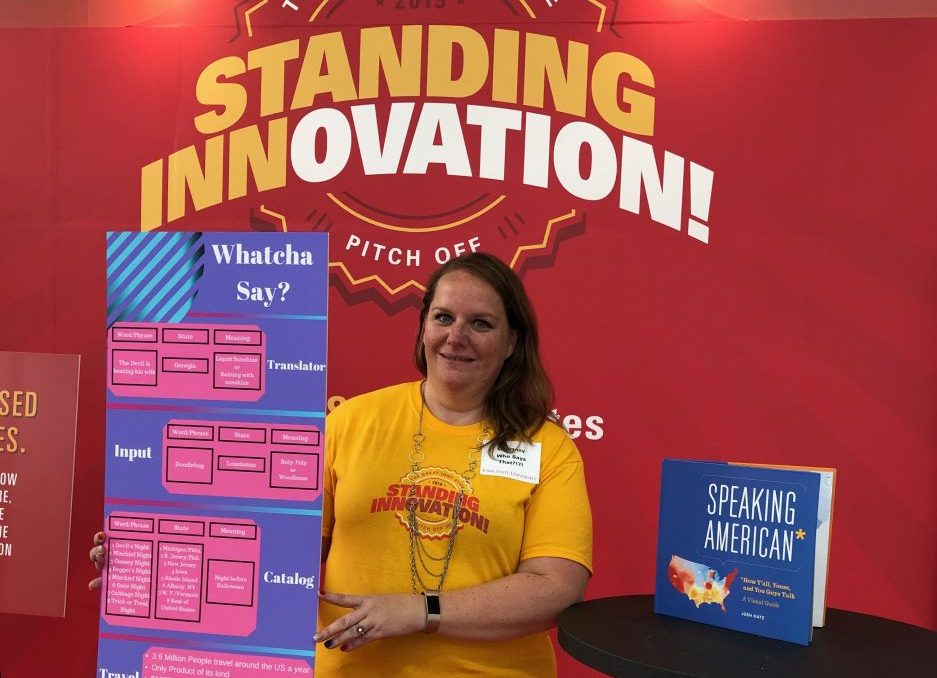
[406,381,491,594]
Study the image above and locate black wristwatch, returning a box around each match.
[422,591,441,633]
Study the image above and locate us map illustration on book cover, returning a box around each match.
[654,460,822,645]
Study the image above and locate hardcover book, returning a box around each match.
[653,459,835,645]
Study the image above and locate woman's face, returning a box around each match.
[421,270,517,399]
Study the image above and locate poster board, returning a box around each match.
[97,232,327,677]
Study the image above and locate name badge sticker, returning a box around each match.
[479,442,542,484]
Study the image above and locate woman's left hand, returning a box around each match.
[314,590,424,651]
[89,531,107,590]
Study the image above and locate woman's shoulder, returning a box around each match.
[327,381,416,424]
[533,419,583,463]
[534,417,572,441]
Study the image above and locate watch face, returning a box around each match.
[426,593,441,615]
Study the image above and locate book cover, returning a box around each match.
[737,462,836,627]
[0,351,80,617]
[654,459,822,645]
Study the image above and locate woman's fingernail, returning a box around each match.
[340,645,348,652]
[312,633,320,643]
[323,640,333,649]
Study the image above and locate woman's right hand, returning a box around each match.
[89,531,106,590]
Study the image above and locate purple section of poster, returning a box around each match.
[97,232,327,675]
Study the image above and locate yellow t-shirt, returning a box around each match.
[317,381,593,677]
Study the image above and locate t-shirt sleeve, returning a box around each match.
[322,409,338,539]
[519,426,593,573]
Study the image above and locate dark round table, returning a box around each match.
[558,595,937,677]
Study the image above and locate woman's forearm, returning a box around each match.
[315,556,590,650]
[436,557,590,641]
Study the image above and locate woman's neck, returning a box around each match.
[422,380,485,426]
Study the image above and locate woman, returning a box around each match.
[93,252,592,677]
[314,253,592,676]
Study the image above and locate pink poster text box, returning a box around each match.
[143,647,312,678]
[104,538,153,619]
[111,350,158,386]
[206,559,255,606]
[102,511,259,636]
[163,419,322,502]
[107,322,265,401]
[270,453,319,491]
[165,446,213,484]
[155,541,203,623]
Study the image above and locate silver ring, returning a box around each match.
[354,623,367,637]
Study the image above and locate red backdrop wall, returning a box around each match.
[0,2,935,676]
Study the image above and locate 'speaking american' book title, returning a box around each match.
[654,459,835,645]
